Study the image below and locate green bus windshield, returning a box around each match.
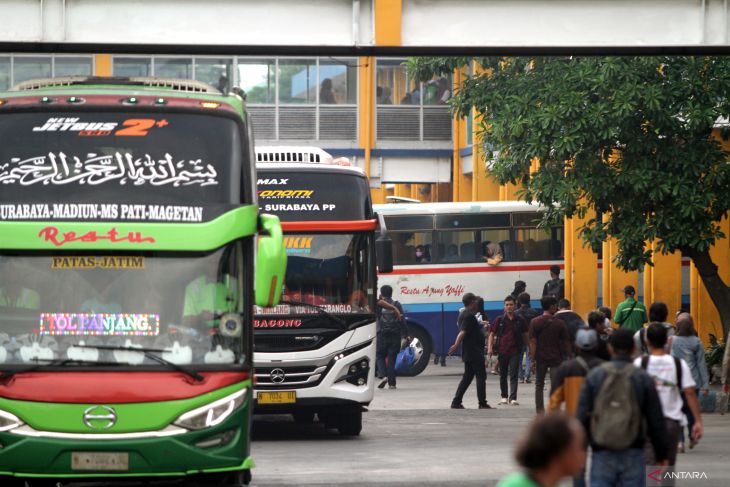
[0,243,247,367]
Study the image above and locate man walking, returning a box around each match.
[634,322,703,467]
[489,296,528,405]
[549,328,604,415]
[375,285,407,389]
[556,299,586,342]
[529,296,571,414]
[576,328,669,486]
[515,292,540,383]
[587,310,611,361]
[448,293,491,409]
[542,264,565,300]
[614,285,647,333]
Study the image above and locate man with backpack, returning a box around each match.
[488,295,528,406]
[375,285,408,390]
[576,328,669,486]
[634,322,703,466]
[541,264,565,300]
[448,293,491,409]
[529,295,571,414]
[549,328,604,415]
[614,285,647,333]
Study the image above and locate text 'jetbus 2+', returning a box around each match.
[0,76,287,486]
[254,147,392,436]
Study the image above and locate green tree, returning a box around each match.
[408,56,730,339]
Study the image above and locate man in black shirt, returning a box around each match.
[448,293,491,409]
[587,310,611,361]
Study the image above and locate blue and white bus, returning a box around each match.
[374,201,564,376]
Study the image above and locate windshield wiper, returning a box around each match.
[278,300,347,329]
[74,345,205,382]
[0,358,123,382]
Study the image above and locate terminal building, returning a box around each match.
[0,1,727,342]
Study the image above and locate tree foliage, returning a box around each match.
[407,56,730,271]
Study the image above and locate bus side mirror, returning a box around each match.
[255,214,287,307]
[375,235,393,274]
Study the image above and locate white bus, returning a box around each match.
[374,201,565,375]
[253,147,389,436]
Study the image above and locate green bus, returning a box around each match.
[0,76,286,486]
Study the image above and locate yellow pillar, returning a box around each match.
[565,212,598,317]
[94,55,112,76]
[644,245,682,320]
[471,61,501,202]
[692,217,730,343]
[602,237,640,313]
[374,0,402,46]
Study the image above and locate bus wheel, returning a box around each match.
[337,409,362,436]
[400,325,432,377]
[292,411,315,424]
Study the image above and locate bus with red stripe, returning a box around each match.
[374,201,565,375]
[0,76,287,486]
[253,147,387,436]
[374,201,693,376]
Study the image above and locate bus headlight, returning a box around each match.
[173,389,246,431]
[0,410,24,432]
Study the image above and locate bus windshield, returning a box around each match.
[258,233,373,317]
[0,112,242,205]
[0,243,246,367]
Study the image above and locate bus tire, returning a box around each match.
[292,411,315,424]
[337,409,362,436]
[399,324,433,377]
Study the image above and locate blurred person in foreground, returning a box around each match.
[497,414,586,487]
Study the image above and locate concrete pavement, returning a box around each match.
[251,357,730,486]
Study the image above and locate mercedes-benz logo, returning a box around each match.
[270,368,286,384]
[83,405,117,430]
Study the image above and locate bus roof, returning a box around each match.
[373,201,544,215]
[0,76,245,114]
[257,162,366,177]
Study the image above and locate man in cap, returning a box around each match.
[549,328,605,415]
[614,285,647,333]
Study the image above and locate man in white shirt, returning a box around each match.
[634,322,703,467]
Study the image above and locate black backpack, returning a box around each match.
[380,299,403,335]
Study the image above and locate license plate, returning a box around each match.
[71,452,129,471]
[257,391,296,404]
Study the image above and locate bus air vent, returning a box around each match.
[254,146,334,164]
[11,76,221,95]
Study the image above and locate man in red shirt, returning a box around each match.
[488,296,528,406]
[529,295,571,414]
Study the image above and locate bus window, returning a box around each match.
[477,229,512,262]
[392,232,433,265]
[514,227,563,261]
[435,230,479,263]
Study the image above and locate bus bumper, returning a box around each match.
[0,405,251,479]
[253,327,376,414]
